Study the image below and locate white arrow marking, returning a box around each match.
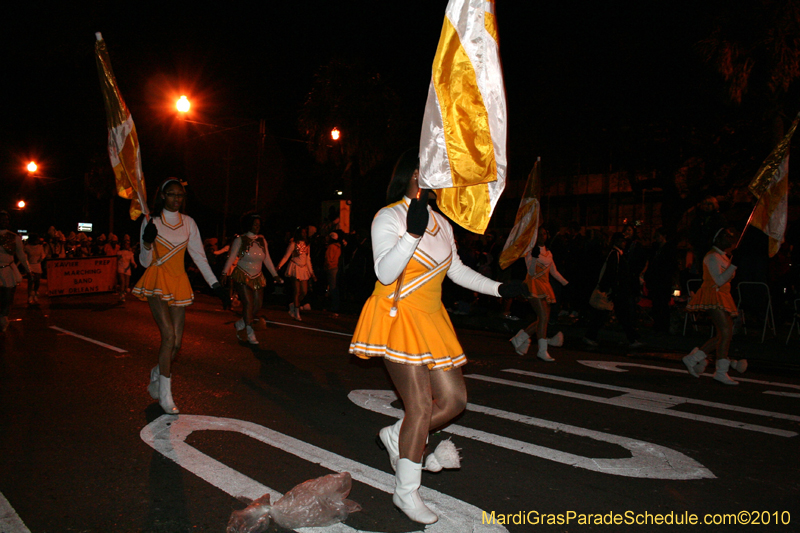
[0,492,30,533]
[577,360,800,393]
[348,390,713,480]
[463,372,796,437]
[141,414,507,533]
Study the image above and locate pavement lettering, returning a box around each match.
[348,389,713,480]
[140,414,508,533]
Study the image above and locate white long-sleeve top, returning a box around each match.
[221,233,279,278]
[138,210,218,287]
[372,196,501,296]
[525,247,568,285]
[704,246,737,287]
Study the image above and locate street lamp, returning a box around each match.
[176,95,191,113]
[16,200,26,209]
[331,127,341,141]
[27,161,38,174]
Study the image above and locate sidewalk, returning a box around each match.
[448,304,800,374]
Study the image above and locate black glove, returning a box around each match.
[406,190,429,237]
[211,282,231,309]
[498,279,531,299]
[142,219,158,244]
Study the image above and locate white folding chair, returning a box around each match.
[683,279,713,337]
[736,281,776,343]
[786,299,800,345]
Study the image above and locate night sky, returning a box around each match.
[1,1,731,236]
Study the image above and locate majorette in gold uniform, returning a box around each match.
[221,233,279,291]
[685,246,738,317]
[133,209,218,306]
[524,247,568,303]
[349,197,501,371]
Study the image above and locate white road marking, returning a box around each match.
[465,374,796,438]
[764,391,800,398]
[0,492,30,533]
[49,326,128,353]
[578,360,800,392]
[262,320,352,337]
[141,414,507,533]
[348,390,713,480]
[502,369,800,424]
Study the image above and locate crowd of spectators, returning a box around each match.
[17,194,800,338]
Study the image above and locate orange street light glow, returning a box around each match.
[176,95,191,113]
[27,162,37,173]
[331,127,341,141]
[17,200,26,209]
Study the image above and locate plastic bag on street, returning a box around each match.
[270,471,361,529]
[226,472,361,533]
[226,494,271,533]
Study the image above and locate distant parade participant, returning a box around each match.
[220,212,282,345]
[23,233,45,305]
[682,227,747,385]
[349,151,528,524]
[509,227,568,360]
[116,235,136,302]
[133,179,229,414]
[0,210,30,333]
[278,226,315,321]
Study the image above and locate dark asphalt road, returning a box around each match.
[1,286,799,533]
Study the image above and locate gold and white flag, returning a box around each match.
[747,114,798,256]
[418,0,506,234]
[95,33,148,220]
[499,158,540,270]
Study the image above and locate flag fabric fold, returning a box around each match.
[418,0,506,234]
[747,114,798,257]
[95,33,148,220]
[499,158,540,270]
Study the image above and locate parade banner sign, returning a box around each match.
[47,257,118,296]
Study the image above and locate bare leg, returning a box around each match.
[147,297,180,378]
[524,298,549,340]
[298,279,308,304]
[708,308,733,360]
[385,361,467,463]
[293,278,302,309]
[699,317,722,355]
[120,273,130,294]
[253,287,264,319]
[235,282,256,325]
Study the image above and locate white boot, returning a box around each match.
[509,330,531,355]
[234,318,245,331]
[730,359,748,373]
[393,458,438,524]
[537,338,555,362]
[682,347,707,378]
[245,325,259,345]
[547,331,564,347]
[158,374,180,414]
[378,418,403,471]
[713,359,738,385]
[148,365,160,399]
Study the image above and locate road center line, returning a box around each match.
[49,326,128,353]
[0,492,31,533]
[464,374,796,438]
[262,320,352,337]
